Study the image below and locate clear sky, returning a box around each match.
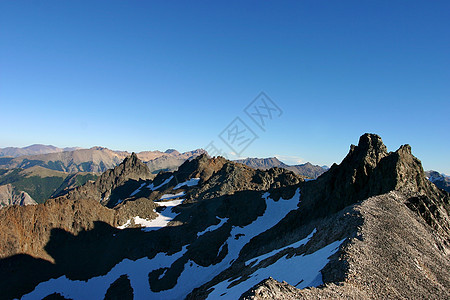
[1,1,449,173]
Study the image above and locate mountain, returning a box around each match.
[235,157,327,178]
[145,149,207,174]
[0,184,36,207]
[0,144,82,158]
[0,147,206,174]
[0,166,98,205]
[54,152,154,207]
[426,170,450,192]
[0,147,129,173]
[0,134,448,299]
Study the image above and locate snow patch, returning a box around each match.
[118,199,185,231]
[159,192,185,200]
[173,178,200,190]
[148,175,174,191]
[207,238,345,299]
[22,246,188,300]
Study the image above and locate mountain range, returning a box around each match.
[0,146,206,174]
[0,166,98,206]
[0,133,448,299]
[235,157,328,179]
[0,144,82,158]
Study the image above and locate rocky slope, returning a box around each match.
[241,191,450,299]
[235,157,327,179]
[0,184,36,207]
[0,134,448,300]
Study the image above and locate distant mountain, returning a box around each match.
[426,170,450,192]
[0,144,82,158]
[0,166,97,205]
[0,147,128,173]
[0,147,206,174]
[146,149,207,174]
[55,153,154,207]
[235,157,327,179]
[0,184,36,207]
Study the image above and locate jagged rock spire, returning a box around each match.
[299,133,447,222]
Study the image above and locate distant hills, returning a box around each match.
[0,166,97,206]
[0,144,82,157]
[235,157,328,179]
[0,146,206,174]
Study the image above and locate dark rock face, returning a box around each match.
[190,159,302,202]
[104,275,134,300]
[56,153,153,207]
[298,134,449,224]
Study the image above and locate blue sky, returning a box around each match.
[1,1,449,173]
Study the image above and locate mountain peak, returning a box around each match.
[165,149,180,155]
[357,133,385,150]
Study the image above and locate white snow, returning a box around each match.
[130,182,146,197]
[245,228,317,266]
[157,199,184,207]
[22,246,188,300]
[197,217,229,237]
[117,219,131,229]
[147,175,174,191]
[159,192,185,200]
[173,178,200,190]
[207,238,345,299]
[118,198,185,231]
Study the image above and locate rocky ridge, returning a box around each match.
[235,157,327,179]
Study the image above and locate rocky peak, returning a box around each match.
[299,134,448,224]
[164,149,180,155]
[190,158,302,201]
[345,133,388,170]
[56,153,152,206]
[175,153,227,183]
[121,152,144,172]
